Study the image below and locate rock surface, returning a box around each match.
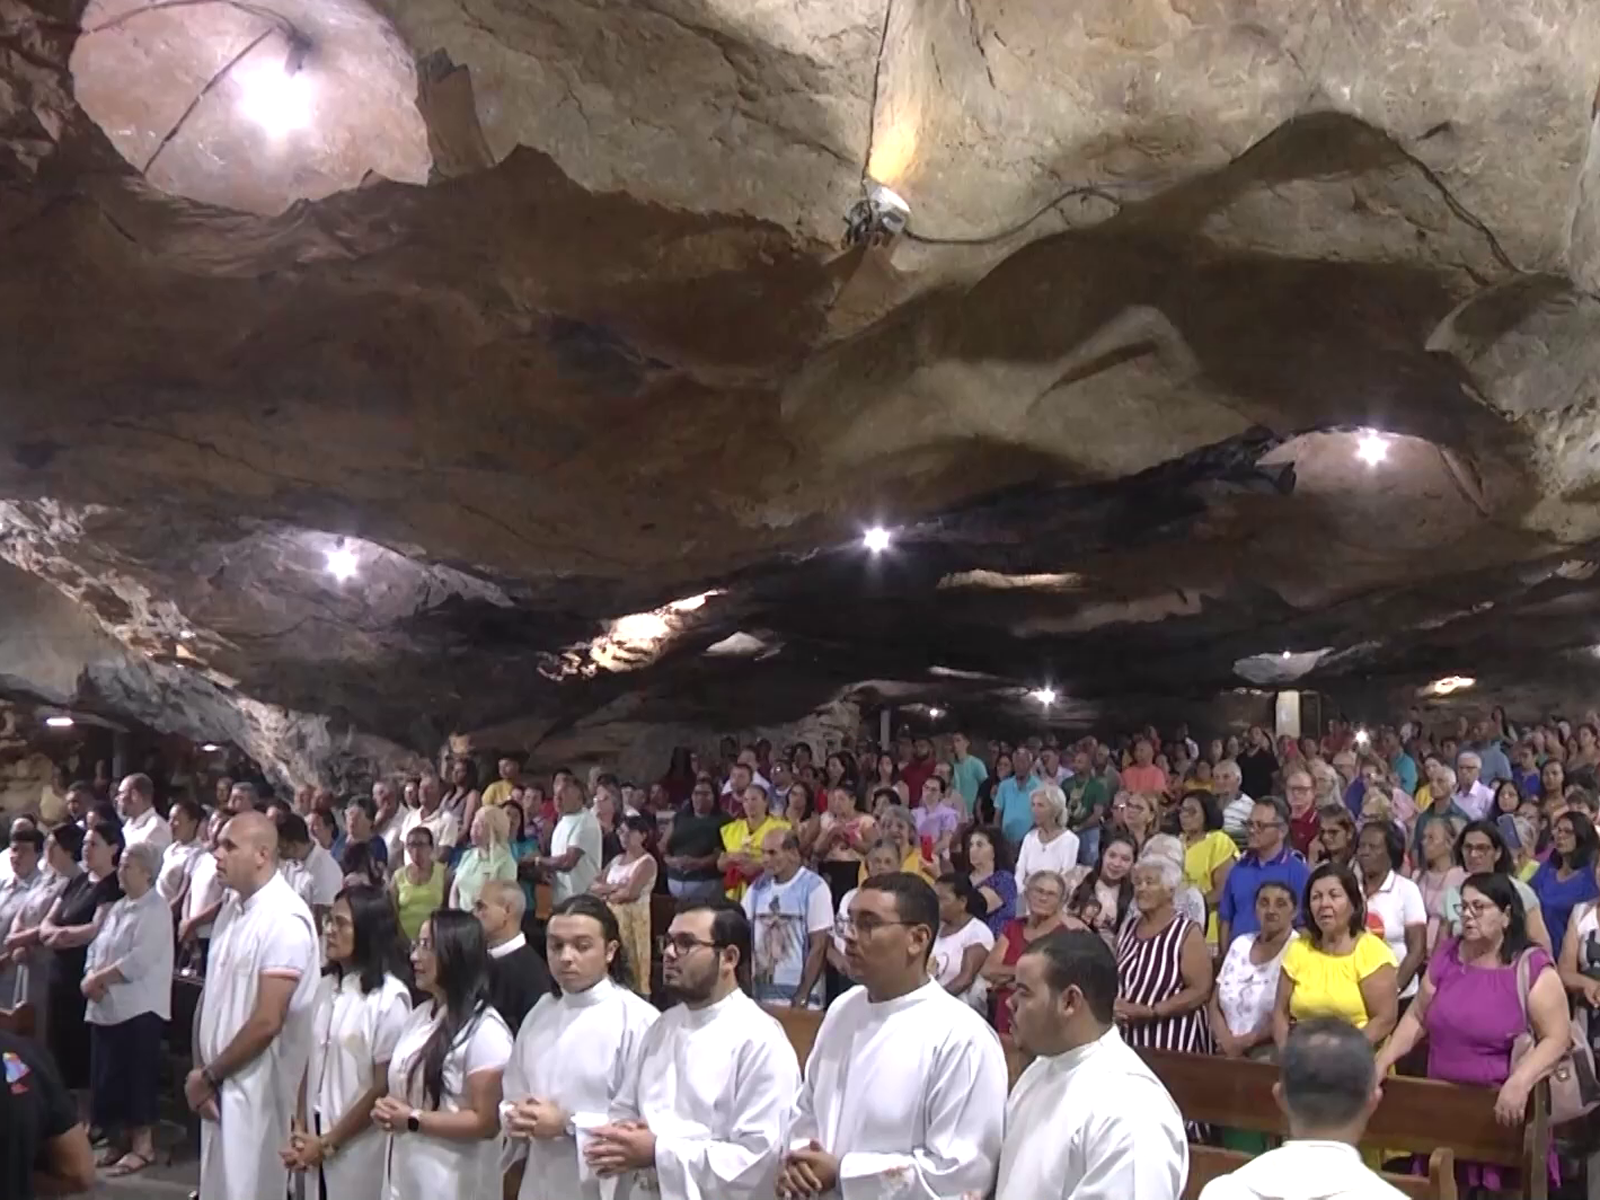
[0,0,1599,781]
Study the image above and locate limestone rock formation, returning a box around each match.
[1,0,1599,781]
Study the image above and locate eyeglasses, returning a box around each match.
[1462,841,1495,856]
[1460,900,1499,917]
[834,914,914,937]
[662,934,720,957]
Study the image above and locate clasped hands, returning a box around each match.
[581,1120,657,1176]
[777,1140,840,1198]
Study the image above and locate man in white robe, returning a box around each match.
[1198,1019,1409,1200]
[586,899,800,1200]
[187,811,320,1200]
[779,872,1008,1199]
[997,928,1186,1200]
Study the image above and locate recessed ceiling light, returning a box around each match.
[1031,687,1057,706]
[235,53,314,137]
[1280,650,1292,659]
[200,742,221,752]
[927,707,944,719]
[1425,675,1476,696]
[44,716,74,728]
[325,545,359,582]
[1355,429,1389,467]
[862,526,892,553]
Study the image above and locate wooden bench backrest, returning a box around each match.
[1184,1144,1456,1200]
[1137,1048,1540,1176]
[0,1004,35,1038]
[765,1005,1029,1089]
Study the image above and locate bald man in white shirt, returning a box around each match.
[188,812,319,1200]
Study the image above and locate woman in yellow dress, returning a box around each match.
[590,814,658,994]
[1178,791,1237,951]
[1273,860,1399,1046]
[718,785,791,900]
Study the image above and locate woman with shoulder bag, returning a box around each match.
[1379,873,1571,1190]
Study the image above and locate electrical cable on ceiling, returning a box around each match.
[77,0,314,177]
[901,181,1129,247]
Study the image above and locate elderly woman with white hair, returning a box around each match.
[82,838,175,1177]
[1114,851,1213,1055]
[1141,834,1208,932]
[1013,783,1079,916]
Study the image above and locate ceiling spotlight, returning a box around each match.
[862,526,893,553]
[844,181,911,248]
[44,716,74,728]
[1355,429,1389,467]
[324,544,359,582]
[1280,650,1292,659]
[927,707,945,720]
[1031,687,1057,706]
[1426,674,1476,695]
[178,628,196,641]
[1354,728,1371,746]
[235,40,314,137]
[200,742,221,752]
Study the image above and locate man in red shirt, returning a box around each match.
[900,736,937,806]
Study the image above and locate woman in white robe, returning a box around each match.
[284,885,411,1200]
[502,894,659,1200]
[373,908,512,1200]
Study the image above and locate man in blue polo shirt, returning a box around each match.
[1217,796,1309,951]
[996,746,1042,848]
[948,731,989,817]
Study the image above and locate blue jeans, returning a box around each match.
[668,877,725,903]
[1077,826,1101,866]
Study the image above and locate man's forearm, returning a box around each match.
[203,1011,284,1079]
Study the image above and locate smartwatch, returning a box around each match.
[405,1111,421,1134]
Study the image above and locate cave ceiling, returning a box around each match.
[3,0,1600,782]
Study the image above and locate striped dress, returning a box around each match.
[1116,912,1210,1055]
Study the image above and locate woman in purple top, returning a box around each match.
[1377,872,1569,1189]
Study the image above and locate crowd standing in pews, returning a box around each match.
[3,707,1600,1198]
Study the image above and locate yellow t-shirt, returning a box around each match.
[720,815,793,899]
[481,780,515,808]
[1282,931,1396,1029]
[1183,830,1238,946]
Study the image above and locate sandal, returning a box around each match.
[103,1152,153,1177]
[96,1146,127,1169]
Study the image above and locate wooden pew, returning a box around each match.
[1138,1047,1550,1200]
[766,1005,1030,1090]
[0,1003,34,1037]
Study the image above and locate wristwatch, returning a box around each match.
[405,1111,421,1134]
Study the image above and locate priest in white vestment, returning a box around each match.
[781,872,1007,1200]
[188,813,321,1200]
[997,928,1186,1200]
[586,899,801,1200]
[502,894,660,1200]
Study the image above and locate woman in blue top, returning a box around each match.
[960,825,1017,937]
[1531,810,1600,950]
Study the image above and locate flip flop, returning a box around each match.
[103,1152,153,1178]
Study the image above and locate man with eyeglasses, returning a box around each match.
[1216,797,1309,954]
[777,874,1007,1200]
[587,900,800,1200]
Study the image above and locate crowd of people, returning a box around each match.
[0,706,1595,1199]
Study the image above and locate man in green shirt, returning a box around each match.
[1064,748,1110,866]
[948,732,988,817]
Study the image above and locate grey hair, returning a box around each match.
[1132,854,1183,893]
[1141,833,1184,867]
[1433,766,1457,792]
[120,839,163,882]
[881,804,915,834]
[1214,759,1242,784]
[1457,751,1482,769]
[1033,784,1068,828]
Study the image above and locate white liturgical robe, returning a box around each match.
[307,971,412,1200]
[997,1027,1186,1200]
[609,987,800,1200]
[790,980,1008,1200]
[198,871,320,1200]
[502,976,660,1200]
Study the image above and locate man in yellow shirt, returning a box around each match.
[481,755,521,807]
